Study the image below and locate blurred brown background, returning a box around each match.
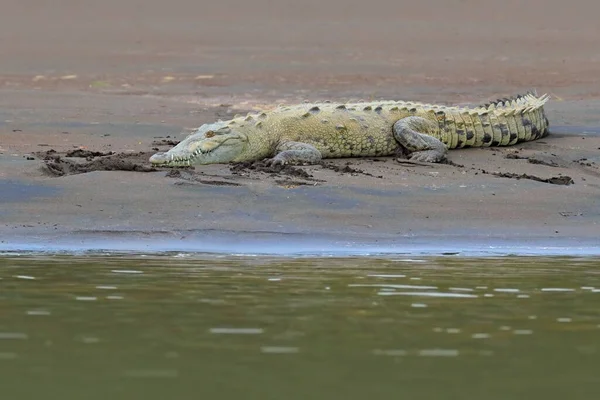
[1,0,599,99]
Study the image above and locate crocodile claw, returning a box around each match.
[264,157,288,167]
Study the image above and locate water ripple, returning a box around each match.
[378,291,478,298]
[418,349,459,357]
[349,284,437,290]
[26,310,51,316]
[514,330,534,335]
[0,332,28,340]
[14,275,36,280]
[209,328,264,335]
[123,369,179,378]
[260,346,299,354]
[111,270,143,274]
[75,296,97,301]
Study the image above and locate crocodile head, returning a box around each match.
[149,122,248,166]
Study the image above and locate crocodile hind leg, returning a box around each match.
[393,117,448,163]
[266,141,322,166]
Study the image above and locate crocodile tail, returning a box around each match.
[478,92,550,145]
[443,93,550,149]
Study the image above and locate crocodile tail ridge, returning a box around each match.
[480,92,549,113]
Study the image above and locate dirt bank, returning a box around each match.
[1,0,599,254]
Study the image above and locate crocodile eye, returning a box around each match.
[205,131,215,138]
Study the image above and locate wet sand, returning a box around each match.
[1,0,600,254]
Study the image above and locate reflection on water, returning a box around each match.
[0,255,599,399]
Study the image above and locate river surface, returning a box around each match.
[1,254,599,399]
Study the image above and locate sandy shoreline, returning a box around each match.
[1,0,600,255]
[2,96,599,255]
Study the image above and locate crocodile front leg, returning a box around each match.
[266,141,322,166]
[393,117,448,163]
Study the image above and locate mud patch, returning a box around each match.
[274,179,315,188]
[228,160,329,187]
[152,138,180,147]
[230,160,315,180]
[166,169,242,186]
[151,137,181,151]
[559,211,583,217]
[444,160,465,168]
[166,166,315,188]
[505,152,561,167]
[65,149,114,159]
[576,158,597,167]
[229,159,382,180]
[37,149,158,176]
[173,180,241,187]
[319,161,380,177]
[491,172,574,186]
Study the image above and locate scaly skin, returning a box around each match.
[149,92,550,166]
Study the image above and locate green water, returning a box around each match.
[1,255,599,399]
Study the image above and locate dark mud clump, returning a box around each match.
[65,149,114,160]
[152,139,180,146]
[165,169,184,178]
[230,159,383,180]
[38,149,158,176]
[505,153,527,160]
[491,172,574,186]
[319,161,378,177]
[230,160,313,179]
[505,152,560,167]
[528,158,560,167]
[151,137,181,151]
[444,160,465,168]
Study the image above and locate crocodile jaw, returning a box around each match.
[150,124,248,167]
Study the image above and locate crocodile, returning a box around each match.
[149,92,550,167]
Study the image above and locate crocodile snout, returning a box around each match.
[149,152,169,164]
